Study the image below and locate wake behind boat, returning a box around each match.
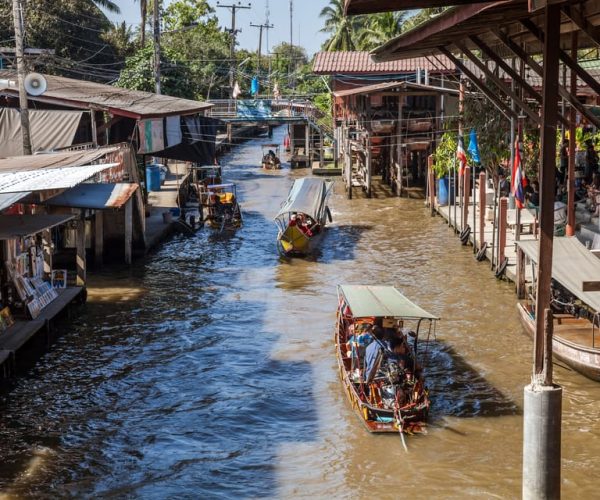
[274,177,333,256]
[335,285,437,434]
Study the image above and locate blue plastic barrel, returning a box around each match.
[146,165,161,192]
[436,177,455,206]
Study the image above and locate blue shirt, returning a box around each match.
[364,340,383,381]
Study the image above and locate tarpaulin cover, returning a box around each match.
[517,237,600,312]
[275,177,332,221]
[338,285,438,319]
[0,108,83,157]
[154,116,218,164]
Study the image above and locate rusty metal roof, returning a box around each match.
[0,70,212,119]
[0,214,75,239]
[333,80,460,97]
[312,51,454,75]
[0,146,119,173]
[344,0,484,15]
[44,182,139,209]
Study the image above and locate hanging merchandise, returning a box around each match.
[251,76,259,96]
[233,81,241,99]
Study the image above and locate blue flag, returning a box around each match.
[467,128,481,164]
[251,76,259,95]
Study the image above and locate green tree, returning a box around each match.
[356,12,407,51]
[135,0,148,47]
[319,0,362,51]
[101,21,136,60]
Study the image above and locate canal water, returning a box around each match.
[2,127,600,498]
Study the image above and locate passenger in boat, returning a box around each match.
[364,326,386,383]
[296,214,313,237]
[388,337,417,375]
[346,323,373,358]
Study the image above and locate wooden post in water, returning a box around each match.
[516,247,526,299]
[94,211,103,266]
[76,214,86,286]
[428,156,435,216]
[566,31,577,237]
[124,199,133,265]
[463,166,471,230]
[498,197,508,267]
[479,171,486,248]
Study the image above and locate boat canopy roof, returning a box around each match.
[517,237,600,312]
[189,165,220,170]
[207,183,234,190]
[275,177,332,221]
[338,285,438,320]
[262,143,279,148]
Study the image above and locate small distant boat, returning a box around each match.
[335,285,437,434]
[261,144,282,170]
[516,237,600,382]
[202,183,243,232]
[274,177,333,256]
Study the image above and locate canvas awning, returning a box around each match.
[0,163,119,194]
[0,214,75,239]
[516,237,600,312]
[275,177,332,221]
[338,285,438,319]
[44,183,139,209]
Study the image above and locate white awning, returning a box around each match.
[0,163,119,194]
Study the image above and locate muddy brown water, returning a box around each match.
[1,127,600,498]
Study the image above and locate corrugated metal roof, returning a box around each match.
[0,163,119,194]
[0,192,30,212]
[0,214,75,239]
[0,70,212,119]
[45,183,138,209]
[333,80,460,97]
[313,51,454,75]
[0,146,119,173]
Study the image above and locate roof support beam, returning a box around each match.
[561,5,600,48]
[520,18,600,97]
[455,40,541,125]
[492,29,600,129]
[438,46,517,121]
[469,35,541,103]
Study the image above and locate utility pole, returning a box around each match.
[249,22,273,69]
[11,0,31,155]
[153,0,161,94]
[217,2,251,97]
[289,0,294,89]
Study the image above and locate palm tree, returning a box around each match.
[91,0,120,14]
[356,12,406,50]
[319,0,361,52]
[135,0,148,47]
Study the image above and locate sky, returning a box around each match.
[106,0,331,57]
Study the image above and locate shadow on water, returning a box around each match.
[317,224,373,262]
[0,200,318,498]
[424,341,519,421]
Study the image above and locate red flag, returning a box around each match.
[511,139,526,209]
[457,135,467,175]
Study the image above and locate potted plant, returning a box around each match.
[433,131,457,206]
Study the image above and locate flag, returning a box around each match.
[232,81,241,99]
[511,139,526,209]
[467,128,481,164]
[457,135,467,175]
[251,76,259,95]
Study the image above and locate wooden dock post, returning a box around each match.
[479,171,486,248]
[76,214,86,286]
[463,166,471,228]
[124,198,133,265]
[42,228,52,277]
[516,246,526,299]
[428,156,435,216]
[498,197,508,267]
[94,211,103,266]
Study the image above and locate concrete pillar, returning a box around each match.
[124,198,133,265]
[479,172,486,247]
[523,383,562,500]
[76,215,86,286]
[94,211,103,266]
[463,166,471,226]
[499,197,508,266]
[42,228,52,278]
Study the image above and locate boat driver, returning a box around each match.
[364,326,386,383]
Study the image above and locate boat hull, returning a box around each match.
[517,303,600,381]
[277,226,324,256]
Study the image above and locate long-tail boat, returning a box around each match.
[516,237,600,381]
[274,177,333,256]
[335,285,437,434]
